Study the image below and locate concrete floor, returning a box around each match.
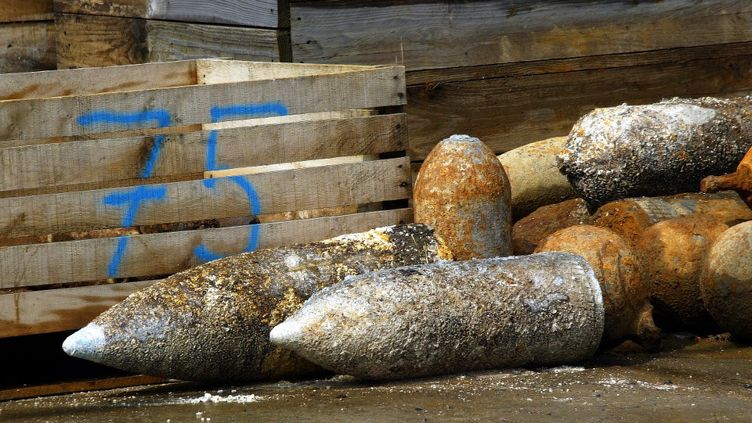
[2,335,751,422]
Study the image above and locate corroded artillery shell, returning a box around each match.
[536,225,658,347]
[62,224,452,382]
[593,192,752,247]
[270,253,604,380]
[415,135,512,260]
[498,136,575,219]
[702,146,752,206]
[512,198,592,255]
[559,96,752,207]
[636,216,727,334]
[701,221,752,342]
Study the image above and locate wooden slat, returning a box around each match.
[291,0,752,71]
[0,22,56,74]
[406,42,752,160]
[0,376,169,402]
[0,114,407,193]
[0,208,412,308]
[0,64,405,140]
[0,0,53,23]
[54,0,287,29]
[0,157,410,239]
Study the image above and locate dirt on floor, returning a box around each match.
[1,335,751,423]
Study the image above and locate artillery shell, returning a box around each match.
[415,135,512,260]
[701,221,752,342]
[512,198,592,255]
[593,192,752,247]
[701,146,752,206]
[497,136,575,219]
[636,216,727,333]
[559,96,752,207]
[62,224,452,382]
[270,252,603,380]
[535,225,658,346]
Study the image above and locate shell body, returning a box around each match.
[512,198,592,255]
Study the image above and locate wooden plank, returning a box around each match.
[0,280,157,337]
[291,0,752,72]
[0,208,412,302]
[0,64,405,140]
[0,0,53,23]
[0,22,56,74]
[0,376,169,402]
[54,0,288,29]
[0,157,410,239]
[406,43,752,160]
[55,14,286,69]
[0,114,407,193]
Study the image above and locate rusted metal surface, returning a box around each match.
[62,224,452,382]
[535,225,658,347]
[701,221,752,343]
[512,198,592,255]
[559,96,752,207]
[497,136,575,219]
[271,253,604,380]
[592,192,752,247]
[414,135,512,260]
[636,216,727,334]
[701,146,752,206]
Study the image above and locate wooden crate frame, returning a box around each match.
[0,59,410,339]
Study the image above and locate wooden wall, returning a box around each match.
[0,0,56,73]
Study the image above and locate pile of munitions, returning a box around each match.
[63,96,752,382]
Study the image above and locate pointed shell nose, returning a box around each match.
[62,323,107,361]
[269,320,303,350]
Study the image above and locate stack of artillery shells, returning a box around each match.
[636,216,728,333]
[62,224,452,382]
[271,253,604,380]
[701,221,752,342]
[497,137,575,219]
[512,198,592,255]
[415,135,512,259]
[592,192,752,247]
[559,97,752,207]
[536,225,658,347]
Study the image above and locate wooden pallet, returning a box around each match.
[0,59,410,339]
[0,0,56,73]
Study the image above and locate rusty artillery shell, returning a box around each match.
[512,198,592,255]
[636,216,727,334]
[414,135,512,260]
[497,137,575,219]
[62,224,452,382]
[535,225,658,346]
[559,96,752,207]
[270,252,603,380]
[592,192,752,247]
[701,221,752,342]
[701,146,752,206]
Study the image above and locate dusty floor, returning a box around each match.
[1,335,751,422]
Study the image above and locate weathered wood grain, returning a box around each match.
[0,114,406,193]
[406,42,752,160]
[0,376,168,401]
[0,208,411,288]
[54,0,288,29]
[0,22,56,73]
[0,64,405,140]
[0,0,53,23]
[55,14,286,69]
[291,0,752,72]
[0,157,410,238]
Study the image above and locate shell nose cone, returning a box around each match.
[62,323,106,361]
[269,320,303,349]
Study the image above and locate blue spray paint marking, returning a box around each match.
[103,185,168,277]
[194,102,288,262]
[76,109,172,178]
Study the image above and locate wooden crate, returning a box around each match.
[0,59,410,339]
[53,0,290,68]
[0,0,56,73]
